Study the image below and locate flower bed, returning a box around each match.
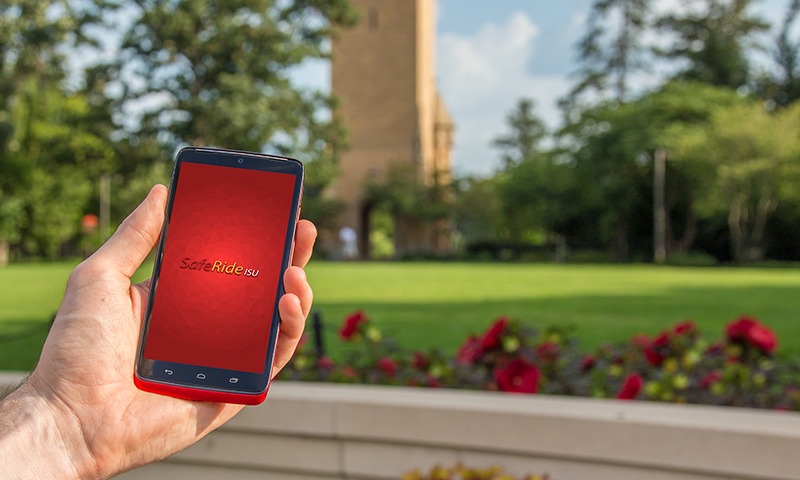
[402,465,547,480]
[283,310,800,410]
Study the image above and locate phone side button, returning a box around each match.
[196,373,207,380]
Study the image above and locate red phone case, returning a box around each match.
[133,375,269,405]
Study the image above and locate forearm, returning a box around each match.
[0,382,95,480]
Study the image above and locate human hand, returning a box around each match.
[2,185,316,479]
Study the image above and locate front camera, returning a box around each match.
[237,158,244,164]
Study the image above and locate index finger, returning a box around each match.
[291,220,317,268]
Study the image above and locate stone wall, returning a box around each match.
[1,374,796,479]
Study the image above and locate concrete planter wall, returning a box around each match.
[1,373,797,479]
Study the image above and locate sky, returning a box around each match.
[87,1,793,177]
[434,0,790,177]
[436,1,593,176]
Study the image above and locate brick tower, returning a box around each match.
[329,0,454,258]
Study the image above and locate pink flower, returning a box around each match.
[317,356,335,370]
[494,358,539,394]
[481,316,509,349]
[617,373,643,400]
[377,357,398,378]
[339,310,368,340]
[536,342,559,362]
[700,371,722,389]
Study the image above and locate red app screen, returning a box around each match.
[143,162,297,373]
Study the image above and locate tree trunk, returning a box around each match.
[0,240,8,266]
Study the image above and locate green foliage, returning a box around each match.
[109,0,358,226]
[655,0,769,88]
[565,0,651,106]
[366,163,451,221]
[453,177,504,245]
[667,100,800,262]
[492,98,547,169]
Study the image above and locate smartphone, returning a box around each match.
[134,147,303,405]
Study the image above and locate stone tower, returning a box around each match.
[329,0,454,258]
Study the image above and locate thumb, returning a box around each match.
[90,185,168,279]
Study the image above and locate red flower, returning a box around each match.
[341,366,358,379]
[317,356,335,370]
[617,373,643,400]
[411,351,429,370]
[746,323,778,355]
[494,358,539,394]
[642,347,664,367]
[425,375,443,388]
[536,342,559,362]
[481,316,509,349]
[700,371,722,389]
[726,316,758,340]
[339,310,368,340]
[377,357,398,378]
[456,335,484,364]
[673,320,697,336]
[581,355,596,371]
[726,316,778,355]
[640,332,669,366]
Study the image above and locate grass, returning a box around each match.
[1,260,800,370]
[306,262,800,357]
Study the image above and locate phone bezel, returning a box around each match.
[134,147,303,404]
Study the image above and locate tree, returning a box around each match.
[668,100,800,263]
[492,98,547,170]
[107,0,358,226]
[655,0,769,88]
[0,0,111,261]
[563,0,652,109]
[754,0,800,106]
[557,82,743,261]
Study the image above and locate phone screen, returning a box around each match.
[142,158,297,374]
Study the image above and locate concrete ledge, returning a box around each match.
[0,373,796,479]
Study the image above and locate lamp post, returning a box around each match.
[653,148,667,264]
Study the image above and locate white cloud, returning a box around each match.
[438,12,571,176]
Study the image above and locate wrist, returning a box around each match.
[0,380,98,480]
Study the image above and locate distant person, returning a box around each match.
[339,225,358,260]
[0,185,317,478]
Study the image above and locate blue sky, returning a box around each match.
[90,1,794,177]
[433,0,789,176]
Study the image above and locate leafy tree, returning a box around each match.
[452,177,504,246]
[492,98,547,170]
[557,82,742,260]
[655,0,769,88]
[0,0,111,261]
[564,0,652,108]
[667,100,800,263]
[107,0,358,227]
[753,0,800,106]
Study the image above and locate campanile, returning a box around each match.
[329,0,453,258]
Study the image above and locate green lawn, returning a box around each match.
[1,261,800,370]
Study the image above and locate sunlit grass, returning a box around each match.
[1,260,799,370]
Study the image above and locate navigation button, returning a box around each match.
[196,373,207,380]
[164,369,174,375]
[229,377,239,384]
